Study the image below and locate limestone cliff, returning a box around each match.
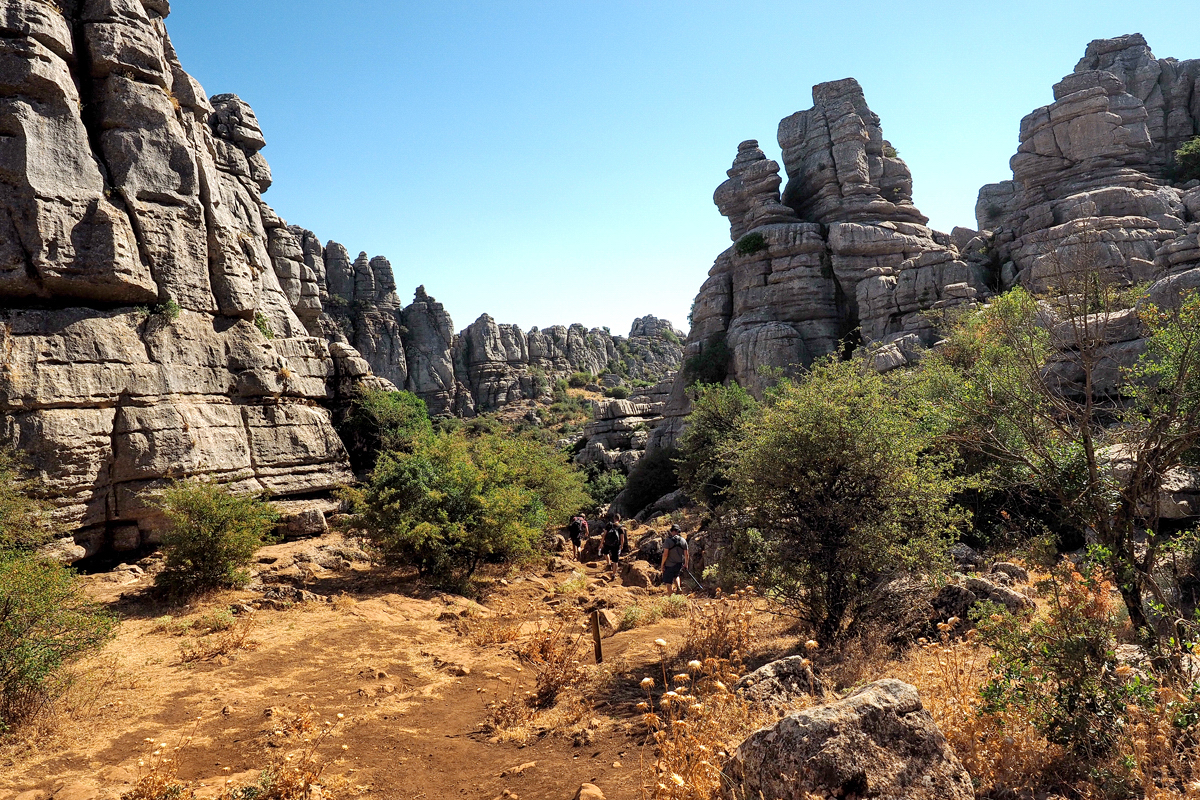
[0,0,370,556]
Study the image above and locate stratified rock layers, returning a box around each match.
[978,34,1200,293]
[656,79,988,449]
[0,0,355,553]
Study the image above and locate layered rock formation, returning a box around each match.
[0,0,365,554]
[978,34,1200,293]
[654,79,989,450]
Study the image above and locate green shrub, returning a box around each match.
[154,298,181,322]
[662,329,681,346]
[351,431,589,591]
[677,382,758,509]
[1173,136,1200,183]
[0,449,53,553]
[153,481,279,600]
[585,467,627,509]
[604,386,631,399]
[337,388,432,472]
[0,551,117,731]
[567,372,594,389]
[725,357,961,641]
[975,564,1154,759]
[735,232,767,256]
[529,367,549,397]
[253,312,275,340]
[682,332,730,386]
[619,446,680,518]
[883,143,899,158]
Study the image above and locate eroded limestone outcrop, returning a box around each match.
[0,0,361,554]
[655,79,988,451]
[978,34,1200,295]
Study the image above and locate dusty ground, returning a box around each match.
[0,526,752,800]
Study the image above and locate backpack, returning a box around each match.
[665,534,688,566]
[569,517,585,536]
[604,525,623,548]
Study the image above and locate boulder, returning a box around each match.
[991,561,1030,584]
[619,559,658,589]
[735,655,823,705]
[965,576,1036,614]
[573,785,604,800]
[722,679,974,800]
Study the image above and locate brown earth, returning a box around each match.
[0,528,727,800]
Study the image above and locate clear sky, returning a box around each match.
[167,1,1200,336]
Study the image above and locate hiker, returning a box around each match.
[567,514,588,560]
[660,524,689,594]
[601,515,627,570]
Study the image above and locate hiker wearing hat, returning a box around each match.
[660,524,689,594]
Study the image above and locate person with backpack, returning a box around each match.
[660,524,690,594]
[601,514,627,570]
[567,514,588,560]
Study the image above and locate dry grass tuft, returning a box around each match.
[177,616,257,664]
[123,712,346,800]
[682,588,756,662]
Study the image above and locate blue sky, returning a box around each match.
[168,1,1200,335]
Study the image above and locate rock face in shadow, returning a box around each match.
[978,34,1200,295]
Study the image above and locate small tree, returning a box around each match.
[677,382,758,509]
[0,551,117,730]
[153,481,279,600]
[926,252,1200,655]
[727,357,961,641]
[353,432,588,591]
[1173,136,1200,184]
[336,387,432,472]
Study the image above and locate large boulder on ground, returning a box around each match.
[619,559,658,589]
[722,679,974,800]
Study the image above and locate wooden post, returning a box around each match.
[591,609,603,664]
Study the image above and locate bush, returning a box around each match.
[735,232,767,256]
[253,311,274,339]
[726,357,961,641]
[0,551,116,730]
[567,372,594,389]
[1173,136,1200,183]
[677,382,758,509]
[0,449,53,552]
[604,385,630,399]
[352,431,589,591]
[619,446,680,518]
[154,298,181,322]
[336,388,432,472]
[682,332,730,386]
[883,143,899,158]
[585,467,627,509]
[975,564,1154,760]
[153,481,279,600]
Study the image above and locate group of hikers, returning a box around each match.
[565,513,691,593]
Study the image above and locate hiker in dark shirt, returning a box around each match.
[660,524,689,594]
[567,514,588,560]
[601,514,627,571]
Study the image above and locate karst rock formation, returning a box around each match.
[0,0,681,556]
[651,34,1200,456]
